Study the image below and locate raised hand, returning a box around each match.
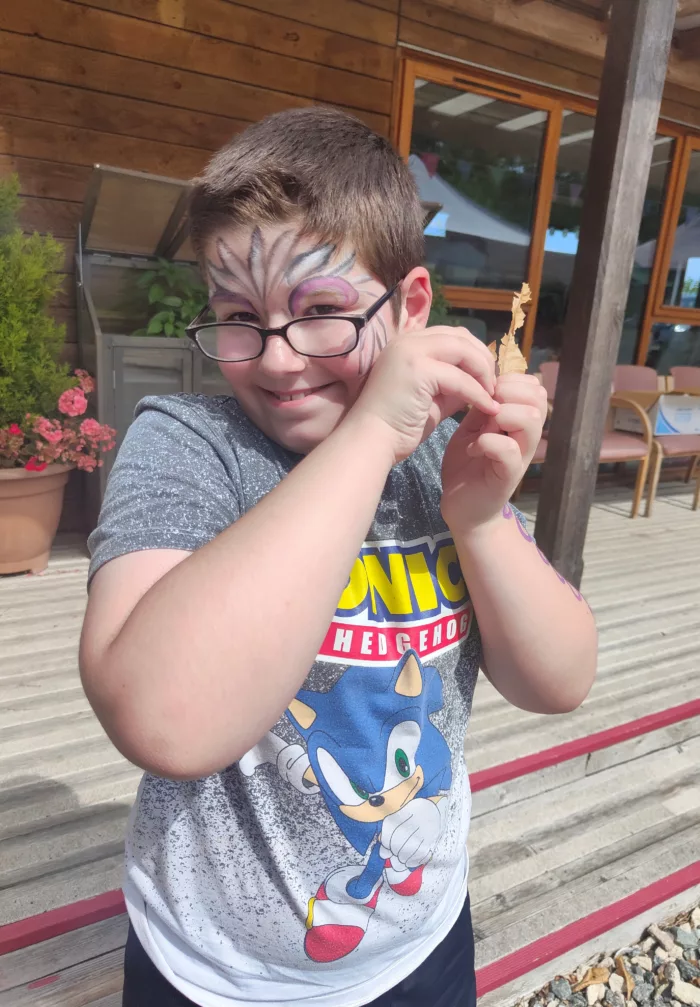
[440,373,548,536]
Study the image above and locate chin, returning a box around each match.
[270,412,345,455]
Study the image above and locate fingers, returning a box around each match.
[416,331,497,397]
[466,432,523,482]
[495,375,548,415]
[492,401,545,461]
[430,361,500,417]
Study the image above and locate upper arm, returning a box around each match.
[80,548,191,693]
[80,398,240,701]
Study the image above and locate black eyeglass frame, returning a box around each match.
[185,284,399,362]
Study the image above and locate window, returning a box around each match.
[398,58,685,375]
[410,79,546,291]
[662,150,700,308]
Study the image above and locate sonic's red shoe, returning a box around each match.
[384,860,424,896]
[304,867,381,963]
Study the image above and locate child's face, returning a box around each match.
[202,222,414,453]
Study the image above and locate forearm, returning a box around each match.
[91,411,393,777]
[453,507,597,713]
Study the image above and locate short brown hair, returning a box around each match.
[189,107,425,301]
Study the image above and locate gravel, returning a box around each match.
[515,903,700,1007]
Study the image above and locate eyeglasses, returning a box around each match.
[186,285,398,362]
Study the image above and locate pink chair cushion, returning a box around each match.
[599,432,648,461]
[539,362,559,401]
[532,432,647,463]
[613,365,659,392]
[670,366,700,392]
[654,434,700,457]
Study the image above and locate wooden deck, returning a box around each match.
[0,484,699,1005]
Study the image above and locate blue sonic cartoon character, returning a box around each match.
[238,650,452,963]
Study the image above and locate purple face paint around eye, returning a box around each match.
[288,276,360,317]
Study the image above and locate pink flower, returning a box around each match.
[58,388,88,417]
[8,423,23,436]
[34,418,63,445]
[74,369,95,394]
[25,457,48,472]
[80,418,103,438]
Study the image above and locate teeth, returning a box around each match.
[277,392,308,402]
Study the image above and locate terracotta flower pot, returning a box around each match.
[0,464,74,575]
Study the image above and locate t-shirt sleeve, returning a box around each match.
[87,398,242,586]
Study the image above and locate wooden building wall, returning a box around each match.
[0,0,400,370]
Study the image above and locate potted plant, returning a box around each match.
[133,257,208,338]
[0,174,116,574]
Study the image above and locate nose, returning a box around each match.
[257,332,306,376]
[368,794,385,808]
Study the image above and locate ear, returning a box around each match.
[395,652,422,697]
[288,697,317,730]
[399,266,432,333]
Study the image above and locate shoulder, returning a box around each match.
[131,394,250,447]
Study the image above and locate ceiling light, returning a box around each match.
[559,128,595,147]
[429,93,495,116]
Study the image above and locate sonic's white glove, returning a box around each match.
[379,798,445,869]
[239,734,319,795]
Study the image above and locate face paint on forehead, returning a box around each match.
[206,225,373,314]
[284,244,336,286]
[325,252,356,277]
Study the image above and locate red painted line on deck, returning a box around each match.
[0,889,125,956]
[476,859,700,996]
[470,698,700,792]
[27,974,60,989]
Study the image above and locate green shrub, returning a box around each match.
[0,174,75,428]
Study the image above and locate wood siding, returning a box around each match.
[0,0,398,354]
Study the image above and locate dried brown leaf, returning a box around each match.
[488,340,498,361]
[615,955,634,1000]
[497,282,531,375]
[572,967,611,992]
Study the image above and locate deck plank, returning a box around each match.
[0,915,128,992]
[0,947,124,1006]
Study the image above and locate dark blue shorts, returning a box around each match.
[122,893,476,1007]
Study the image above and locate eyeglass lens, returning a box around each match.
[195,316,358,361]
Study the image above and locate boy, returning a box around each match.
[80,107,597,1007]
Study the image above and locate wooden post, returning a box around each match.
[534,0,676,588]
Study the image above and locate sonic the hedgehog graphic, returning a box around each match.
[239,649,452,962]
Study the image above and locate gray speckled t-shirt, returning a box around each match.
[88,394,482,1007]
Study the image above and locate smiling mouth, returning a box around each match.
[266,385,332,403]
